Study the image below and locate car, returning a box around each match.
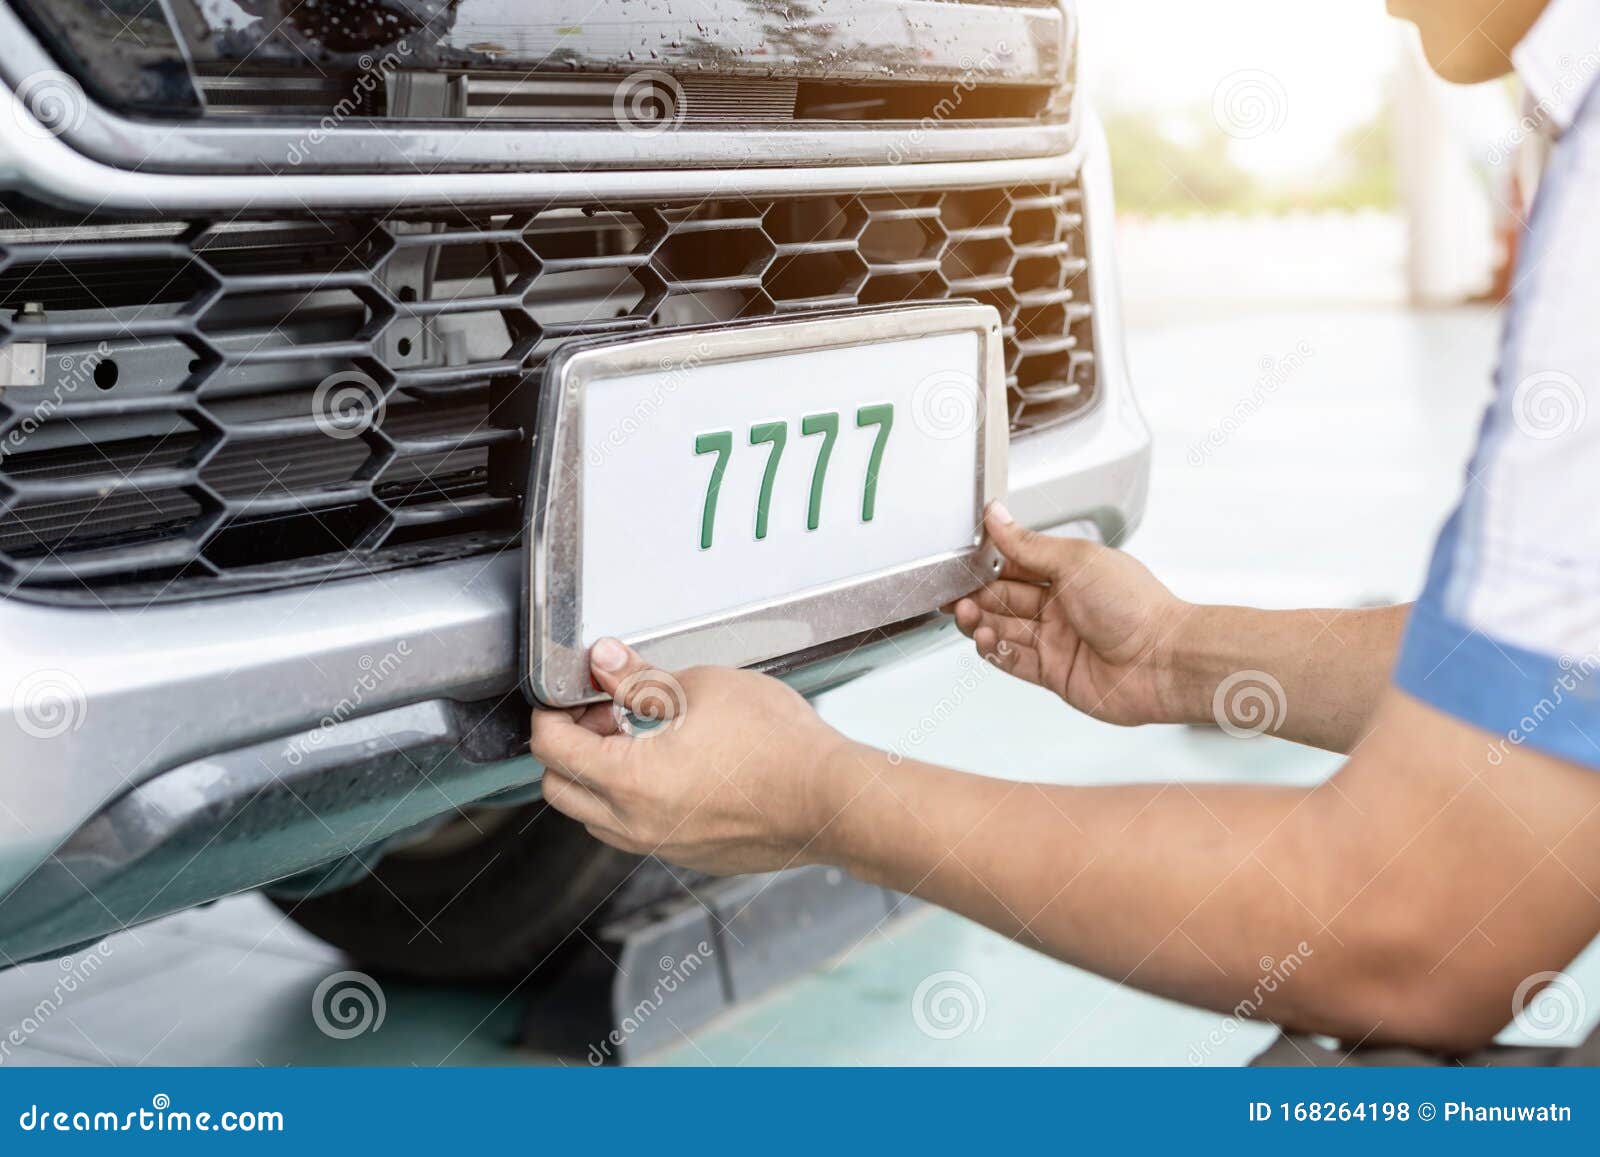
[0,0,1148,982]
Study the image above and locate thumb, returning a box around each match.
[983,501,1063,580]
[589,638,687,724]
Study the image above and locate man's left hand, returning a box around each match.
[530,638,853,875]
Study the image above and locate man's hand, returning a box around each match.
[530,639,851,875]
[953,503,1410,752]
[951,503,1191,727]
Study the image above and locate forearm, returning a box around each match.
[811,704,1600,1053]
[816,742,1346,1032]
[1161,603,1409,752]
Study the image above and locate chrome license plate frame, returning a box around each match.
[524,301,1007,707]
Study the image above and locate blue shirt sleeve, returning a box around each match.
[1395,511,1600,768]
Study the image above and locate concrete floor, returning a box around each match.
[7,216,1599,1067]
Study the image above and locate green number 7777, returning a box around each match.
[693,404,894,550]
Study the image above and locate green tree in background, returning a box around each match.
[1104,100,1397,216]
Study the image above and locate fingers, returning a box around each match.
[974,626,1042,683]
[965,607,1046,654]
[573,701,620,737]
[957,580,1050,622]
[984,502,1054,580]
[950,580,1050,678]
[530,707,615,779]
[542,773,642,853]
[584,824,644,855]
[588,636,650,697]
[589,637,684,724]
[952,596,1001,640]
[539,766,619,830]
[984,502,1097,583]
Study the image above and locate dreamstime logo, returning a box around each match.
[311,370,387,440]
[888,644,1009,765]
[613,71,685,136]
[1487,42,1600,165]
[1511,971,1587,1041]
[12,70,88,140]
[587,941,714,1065]
[912,971,987,1039]
[587,342,714,467]
[1188,940,1314,1065]
[284,641,412,767]
[910,369,982,440]
[0,342,114,467]
[1486,651,1600,766]
[1211,69,1287,140]
[311,970,387,1039]
[886,40,1011,163]
[1,940,113,1064]
[11,669,88,740]
[285,41,413,165]
[1187,340,1314,465]
[1511,371,1586,441]
[612,669,689,738]
[1211,670,1287,739]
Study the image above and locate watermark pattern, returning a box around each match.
[1,342,115,466]
[11,668,88,740]
[311,369,388,441]
[887,645,1009,765]
[612,71,686,136]
[284,642,412,766]
[1487,42,1600,165]
[911,970,987,1039]
[1,941,115,1065]
[1211,69,1288,140]
[11,69,88,141]
[1486,651,1600,766]
[1510,970,1588,1041]
[1187,341,1314,465]
[587,342,715,468]
[311,970,387,1039]
[1187,941,1314,1065]
[612,669,689,738]
[286,44,413,165]
[1212,669,1287,740]
[886,42,1011,164]
[909,368,982,440]
[587,942,715,1065]
[1510,370,1586,441]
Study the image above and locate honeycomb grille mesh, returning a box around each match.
[0,182,1095,602]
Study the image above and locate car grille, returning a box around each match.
[0,181,1096,604]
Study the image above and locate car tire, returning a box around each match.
[270,803,644,983]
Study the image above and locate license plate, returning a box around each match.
[525,303,1007,706]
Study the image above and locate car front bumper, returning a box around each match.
[0,115,1147,959]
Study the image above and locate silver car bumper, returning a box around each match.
[0,117,1147,948]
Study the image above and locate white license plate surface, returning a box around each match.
[527,304,1005,705]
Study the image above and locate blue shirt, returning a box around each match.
[1394,0,1600,766]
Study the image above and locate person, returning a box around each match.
[531,0,1600,1063]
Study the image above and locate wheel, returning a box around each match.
[270,802,643,983]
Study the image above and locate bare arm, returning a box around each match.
[534,649,1600,1054]
[811,689,1600,1052]
[1163,602,1409,752]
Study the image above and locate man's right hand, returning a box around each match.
[951,503,1193,728]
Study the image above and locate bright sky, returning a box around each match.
[1079,0,1403,177]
